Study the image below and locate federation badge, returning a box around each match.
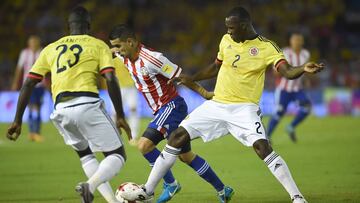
[140,67,149,76]
[249,47,259,56]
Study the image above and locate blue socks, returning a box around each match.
[267,114,281,138]
[28,109,41,133]
[144,148,175,184]
[189,155,224,192]
[291,107,310,128]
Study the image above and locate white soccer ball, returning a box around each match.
[115,182,142,202]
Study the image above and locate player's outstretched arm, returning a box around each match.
[177,74,214,100]
[191,62,221,81]
[103,71,132,140]
[7,78,39,141]
[277,60,325,80]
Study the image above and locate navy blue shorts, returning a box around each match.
[148,96,188,137]
[146,96,191,153]
[276,89,310,111]
[29,86,45,106]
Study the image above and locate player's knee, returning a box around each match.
[75,146,93,158]
[179,151,196,164]
[168,127,190,149]
[103,146,127,162]
[137,138,156,154]
[253,139,273,160]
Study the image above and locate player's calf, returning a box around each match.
[253,139,306,202]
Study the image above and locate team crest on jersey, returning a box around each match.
[140,67,149,76]
[249,47,259,56]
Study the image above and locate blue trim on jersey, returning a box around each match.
[148,96,188,137]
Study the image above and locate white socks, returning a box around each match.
[144,145,180,194]
[264,151,303,199]
[81,154,124,203]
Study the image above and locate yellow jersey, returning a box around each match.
[28,35,114,104]
[114,57,134,88]
[213,34,285,104]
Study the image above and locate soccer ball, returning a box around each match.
[115,182,142,203]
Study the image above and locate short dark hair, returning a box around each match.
[109,24,136,41]
[227,6,251,22]
[68,6,91,25]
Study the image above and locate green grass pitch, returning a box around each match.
[0,116,359,203]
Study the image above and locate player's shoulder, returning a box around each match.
[220,34,232,44]
[140,44,164,60]
[83,35,110,48]
[257,35,282,53]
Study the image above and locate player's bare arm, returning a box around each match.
[6,77,40,141]
[277,60,324,80]
[173,74,214,100]
[191,61,221,81]
[103,71,132,140]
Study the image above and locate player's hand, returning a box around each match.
[168,74,193,85]
[204,91,215,100]
[6,122,22,141]
[110,47,120,54]
[116,117,132,140]
[303,62,325,74]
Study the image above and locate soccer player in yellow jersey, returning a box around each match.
[6,7,131,203]
[133,7,324,203]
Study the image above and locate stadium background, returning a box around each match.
[0,0,359,203]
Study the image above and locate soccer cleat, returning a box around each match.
[133,185,154,203]
[75,182,94,203]
[292,195,308,203]
[157,181,182,203]
[286,125,297,143]
[217,186,234,203]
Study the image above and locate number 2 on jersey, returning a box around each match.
[232,54,240,68]
[56,44,83,73]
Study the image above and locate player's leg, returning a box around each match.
[143,126,190,196]
[50,100,123,203]
[74,143,121,203]
[267,89,290,139]
[141,100,230,202]
[75,99,127,202]
[27,87,43,142]
[138,128,177,186]
[287,91,311,142]
[253,139,306,202]
[178,144,226,193]
[228,104,306,202]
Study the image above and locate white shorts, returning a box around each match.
[121,87,138,111]
[50,97,123,152]
[180,100,267,147]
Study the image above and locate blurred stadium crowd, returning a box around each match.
[0,0,359,91]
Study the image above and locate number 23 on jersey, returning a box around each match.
[56,44,83,73]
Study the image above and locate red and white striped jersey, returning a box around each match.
[116,45,182,113]
[17,48,41,82]
[276,47,310,92]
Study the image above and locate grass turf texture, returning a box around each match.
[0,116,359,203]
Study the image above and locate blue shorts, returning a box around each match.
[276,89,310,111]
[29,86,45,106]
[148,96,188,138]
